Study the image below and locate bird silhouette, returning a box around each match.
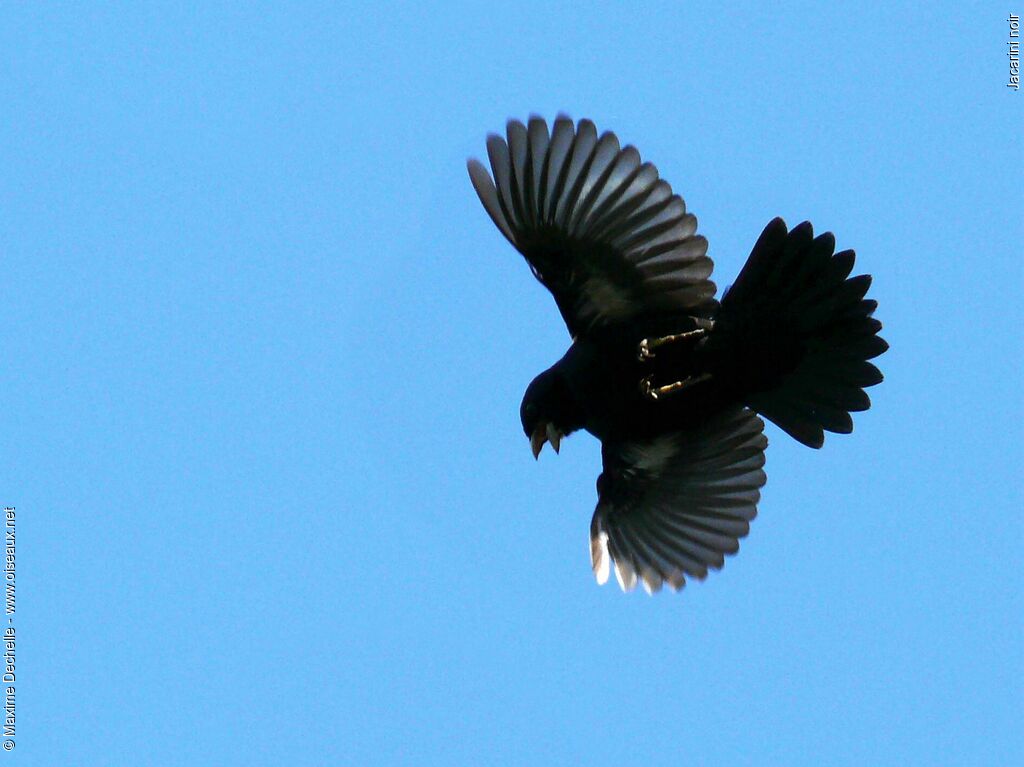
[468,115,887,594]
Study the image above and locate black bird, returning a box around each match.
[467,116,887,594]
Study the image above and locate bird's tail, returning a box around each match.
[703,218,887,448]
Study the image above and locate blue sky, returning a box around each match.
[3,2,1020,765]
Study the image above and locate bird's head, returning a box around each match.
[520,369,583,459]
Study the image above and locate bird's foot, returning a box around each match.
[637,329,707,360]
[639,373,713,401]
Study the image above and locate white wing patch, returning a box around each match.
[590,526,611,586]
[579,276,634,322]
[620,435,678,476]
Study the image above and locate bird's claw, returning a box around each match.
[640,373,713,401]
[636,328,707,360]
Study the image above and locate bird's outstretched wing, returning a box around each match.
[468,115,717,339]
[590,407,767,594]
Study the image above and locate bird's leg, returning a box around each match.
[637,328,707,360]
[639,373,714,401]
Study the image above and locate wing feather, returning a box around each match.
[591,407,768,593]
[468,115,718,337]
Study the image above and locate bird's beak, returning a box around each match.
[530,421,562,459]
[530,422,547,459]
[547,423,562,454]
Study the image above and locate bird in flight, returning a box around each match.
[467,115,887,594]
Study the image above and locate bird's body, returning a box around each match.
[468,115,886,594]
[533,320,727,443]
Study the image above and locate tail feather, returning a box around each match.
[708,218,887,448]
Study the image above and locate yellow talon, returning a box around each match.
[636,329,707,360]
[639,373,713,401]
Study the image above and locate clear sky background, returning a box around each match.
[2,3,1021,765]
